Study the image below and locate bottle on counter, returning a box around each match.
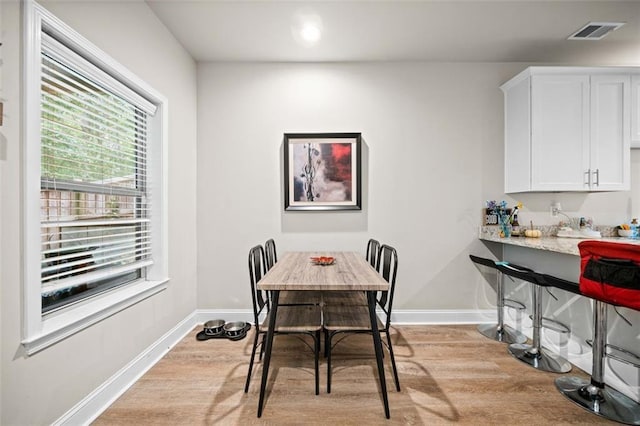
[511,212,520,236]
[631,218,638,239]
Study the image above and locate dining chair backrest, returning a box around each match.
[366,238,381,270]
[248,245,269,327]
[376,244,398,327]
[265,238,277,271]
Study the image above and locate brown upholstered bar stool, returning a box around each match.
[470,255,526,344]
[496,262,572,373]
[555,241,640,425]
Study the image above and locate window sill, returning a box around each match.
[22,279,168,356]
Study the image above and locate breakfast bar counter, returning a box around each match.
[479,228,640,256]
[476,228,640,405]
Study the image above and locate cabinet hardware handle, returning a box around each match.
[584,169,591,187]
[593,169,599,187]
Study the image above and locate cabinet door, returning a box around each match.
[504,76,531,193]
[590,75,630,191]
[531,75,590,191]
[632,75,640,147]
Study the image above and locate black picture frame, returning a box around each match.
[283,132,362,211]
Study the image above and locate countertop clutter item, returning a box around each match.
[486,200,521,238]
[618,229,633,237]
[525,221,541,238]
[631,218,639,239]
[525,229,542,238]
[556,227,602,239]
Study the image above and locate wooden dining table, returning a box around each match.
[256,251,391,418]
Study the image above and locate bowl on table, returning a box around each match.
[310,256,335,266]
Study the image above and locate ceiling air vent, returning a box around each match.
[568,22,625,40]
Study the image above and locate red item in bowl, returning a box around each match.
[310,256,335,265]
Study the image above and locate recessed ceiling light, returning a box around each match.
[568,22,625,40]
[291,11,323,48]
[300,23,321,43]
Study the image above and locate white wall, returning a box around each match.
[1,1,197,424]
[197,62,519,311]
[196,61,640,313]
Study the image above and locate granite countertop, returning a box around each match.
[479,226,640,256]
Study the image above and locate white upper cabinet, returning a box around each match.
[590,75,630,190]
[502,67,633,193]
[531,74,590,191]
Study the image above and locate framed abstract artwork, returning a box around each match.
[283,133,362,211]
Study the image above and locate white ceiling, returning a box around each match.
[146,0,640,64]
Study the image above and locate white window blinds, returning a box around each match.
[40,33,155,312]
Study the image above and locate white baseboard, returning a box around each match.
[196,308,497,326]
[195,308,254,324]
[53,308,496,424]
[390,309,496,324]
[53,311,199,426]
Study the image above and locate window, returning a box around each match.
[23,1,168,354]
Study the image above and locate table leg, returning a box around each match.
[257,290,279,418]
[367,290,390,419]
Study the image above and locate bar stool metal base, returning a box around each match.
[555,376,640,425]
[477,323,527,344]
[508,343,572,373]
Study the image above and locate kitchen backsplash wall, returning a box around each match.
[491,148,640,229]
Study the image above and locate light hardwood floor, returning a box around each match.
[94,324,615,425]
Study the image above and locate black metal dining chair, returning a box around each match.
[366,238,381,270]
[264,238,277,270]
[244,244,323,395]
[265,238,322,306]
[322,244,400,394]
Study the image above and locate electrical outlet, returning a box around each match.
[550,202,561,217]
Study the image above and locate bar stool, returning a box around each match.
[496,262,572,373]
[555,241,640,425]
[469,255,526,344]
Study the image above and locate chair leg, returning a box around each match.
[259,334,266,361]
[244,331,260,393]
[324,329,329,358]
[314,330,320,395]
[327,331,333,394]
[385,329,401,392]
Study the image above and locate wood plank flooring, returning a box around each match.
[94,325,616,425]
